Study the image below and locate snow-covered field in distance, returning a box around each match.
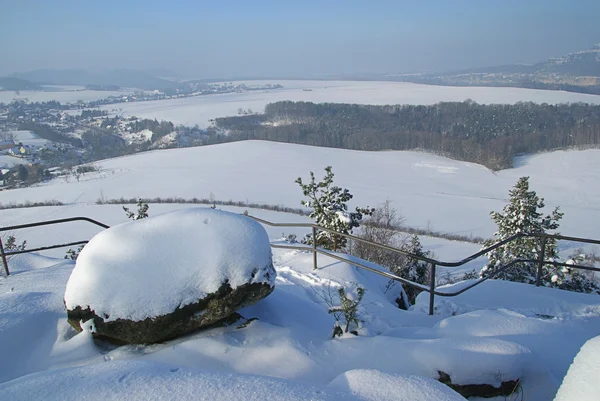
[9,130,50,147]
[0,85,134,104]
[0,131,53,168]
[99,80,600,127]
[0,155,23,168]
[1,141,599,242]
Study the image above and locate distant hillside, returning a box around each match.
[540,44,600,76]
[0,77,41,91]
[214,100,600,170]
[393,43,600,95]
[10,69,183,91]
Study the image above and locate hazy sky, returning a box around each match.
[2,0,600,78]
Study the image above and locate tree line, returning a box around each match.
[215,100,600,170]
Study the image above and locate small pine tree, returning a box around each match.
[480,176,566,286]
[328,285,365,337]
[296,166,373,250]
[65,245,85,260]
[2,235,27,274]
[4,235,27,253]
[123,198,149,220]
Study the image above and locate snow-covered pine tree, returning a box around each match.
[480,176,564,285]
[295,166,373,250]
[393,234,431,304]
[4,235,27,253]
[64,245,85,260]
[556,251,600,294]
[328,285,365,337]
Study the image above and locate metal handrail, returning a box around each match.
[248,215,600,315]
[0,217,109,276]
[1,214,599,316]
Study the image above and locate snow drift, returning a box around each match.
[555,335,600,401]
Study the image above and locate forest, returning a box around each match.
[215,100,600,170]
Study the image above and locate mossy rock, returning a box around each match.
[67,281,274,344]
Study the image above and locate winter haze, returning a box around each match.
[2,0,600,78]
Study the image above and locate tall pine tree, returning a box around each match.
[296,166,373,250]
[480,176,563,285]
[393,235,431,304]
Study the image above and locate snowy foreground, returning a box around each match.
[1,206,599,400]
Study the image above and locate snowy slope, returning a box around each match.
[1,141,599,242]
[9,130,51,147]
[99,80,600,128]
[1,241,599,400]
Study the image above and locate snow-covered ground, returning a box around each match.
[1,212,599,400]
[0,130,54,168]
[99,80,600,127]
[8,130,50,147]
[1,141,599,244]
[0,154,23,168]
[554,335,600,401]
[0,134,599,399]
[0,85,134,104]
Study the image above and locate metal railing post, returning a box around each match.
[535,236,547,287]
[428,263,436,315]
[0,236,9,276]
[312,226,318,270]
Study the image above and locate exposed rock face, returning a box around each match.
[67,280,274,344]
[437,371,521,399]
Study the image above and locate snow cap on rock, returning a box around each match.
[64,207,274,322]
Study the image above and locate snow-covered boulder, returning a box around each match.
[329,369,466,401]
[64,208,276,344]
[554,335,600,401]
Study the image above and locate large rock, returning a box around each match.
[437,371,520,399]
[64,208,276,344]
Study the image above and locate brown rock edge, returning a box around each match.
[67,281,274,344]
[438,371,521,399]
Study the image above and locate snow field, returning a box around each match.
[7,130,51,147]
[99,80,600,128]
[2,141,600,244]
[0,86,134,104]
